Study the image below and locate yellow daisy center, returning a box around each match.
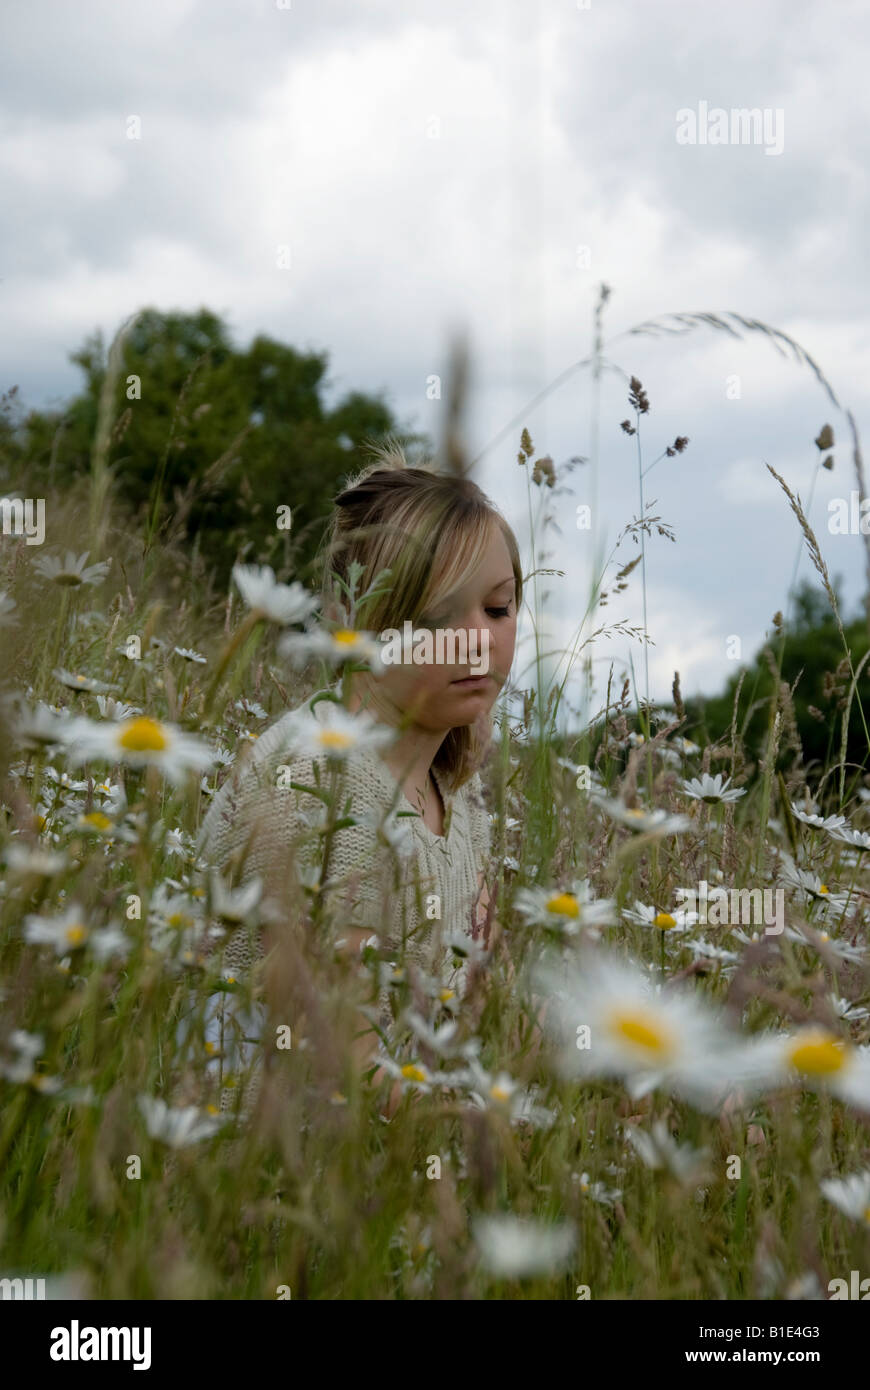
[654,912,677,930]
[118,717,169,753]
[546,892,580,918]
[819,932,830,942]
[332,629,359,646]
[401,1064,426,1083]
[65,924,88,946]
[490,1084,511,1102]
[818,884,829,894]
[439,988,455,1003]
[863,1206,870,1225]
[609,1007,674,1058]
[318,730,353,751]
[168,912,193,930]
[788,1031,847,1076]
[83,811,112,831]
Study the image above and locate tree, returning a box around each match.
[17,308,427,590]
[683,579,870,781]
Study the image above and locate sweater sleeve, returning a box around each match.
[197,726,397,980]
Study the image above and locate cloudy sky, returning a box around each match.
[3,0,869,724]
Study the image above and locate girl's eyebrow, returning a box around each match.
[490,576,516,592]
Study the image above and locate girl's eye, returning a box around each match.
[486,606,511,619]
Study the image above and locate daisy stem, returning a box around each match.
[38,589,71,700]
[312,760,342,933]
[203,610,261,719]
[635,409,650,713]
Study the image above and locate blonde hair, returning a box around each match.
[314,438,523,790]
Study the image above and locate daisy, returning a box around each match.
[573,1171,622,1206]
[776,858,853,916]
[449,1057,552,1126]
[680,773,746,804]
[33,550,111,587]
[23,905,129,961]
[11,702,83,751]
[741,1027,870,1111]
[232,564,320,626]
[533,951,748,1110]
[66,715,215,784]
[624,1119,710,1184]
[830,826,870,852]
[138,1095,226,1148]
[671,736,700,756]
[623,900,698,932]
[95,696,142,721]
[208,870,263,925]
[164,827,189,856]
[43,766,89,793]
[514,879,617,933]
[592,795,692,837]
[820,1170,870,1226]
[53,668,117,695]
[687,938,740,966]
[234,698,268,720]
[783,923,867,964]
[398,1010,463,1057]
[3,1030,45,1085]
[148,886,211,956]
[23,904,93,955]
[278,625,386,673]
[789,801,848,834]
[442,929,490,966]
[4,844,68,876]
[829,994,870,1023]
[373,1054,435,1095]
[278,703,397,762]
[173,646,207,663]
[472,1215,576,1278]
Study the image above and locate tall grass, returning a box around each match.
[0,309,869,1301]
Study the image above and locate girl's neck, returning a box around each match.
[344,680,448,805]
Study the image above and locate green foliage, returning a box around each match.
[684,580,870,779]
[10,308,427,589]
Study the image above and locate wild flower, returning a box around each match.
[533,951,750,1110]
[680,773,746,804]
[66,715,215,784]
[472,1214,576,1278]
[592,795,692,837]
[232,564,320,625]
[138,1095,226,1147]
[514,879,617,932]
[33,550,111,587]
[820,1170,870,1226]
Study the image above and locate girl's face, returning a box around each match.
[373,524,518,731]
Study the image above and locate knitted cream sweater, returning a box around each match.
[196,686,493,1017]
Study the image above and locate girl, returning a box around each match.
[197,442,521,1114]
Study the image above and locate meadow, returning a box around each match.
[1,316,870,1302]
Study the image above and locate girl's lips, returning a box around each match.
[451,674,491,686]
